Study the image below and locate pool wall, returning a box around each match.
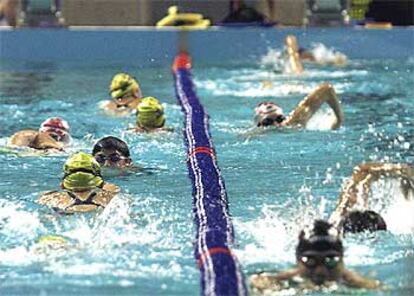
[1,27,413,65]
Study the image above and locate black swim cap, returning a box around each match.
[92,136,130,157]
[342,210,387,234]
[296,220,343,259]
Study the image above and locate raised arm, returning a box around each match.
[330,163,414,227]
[285,83,344,129]
[285,35,304,74]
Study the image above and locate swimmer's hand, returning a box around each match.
[250,269,301,292]
[342,269,381,289]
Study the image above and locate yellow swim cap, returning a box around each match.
[136,97,166,129]
[62,152,103,191]
[110,73,141,100]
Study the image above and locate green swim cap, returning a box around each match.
[110,73,141,99]
[62,152,103,191]
[136,97,166,129]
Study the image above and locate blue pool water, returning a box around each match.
[0,28,414,295]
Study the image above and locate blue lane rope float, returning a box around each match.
[172,53,247,296]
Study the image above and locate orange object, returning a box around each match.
[172,52,192,72]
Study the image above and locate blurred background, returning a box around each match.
[0,0,413,28]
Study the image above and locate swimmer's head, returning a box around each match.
[296,220,344,285]
[39,117,71,144]
[342,210,387,234]
[62,152,104,192]
[136,97,165,129]
[92,136,132,168]
[110,73,142,105]
[254,102,285,127]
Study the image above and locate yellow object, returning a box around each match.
[38,235,67,245]
[110,73,141,99]
[364,22,393,29]
[63,152,104,191]
[136,97,165,129]
[156,6,210,30]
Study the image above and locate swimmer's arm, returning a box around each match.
[250,269,301,290]
[342,269,381,289]
[285,83,344,129]
[285,35,303,74]
[103,182,120,194]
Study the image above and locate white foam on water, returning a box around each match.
[310,43,348,66]
[0,199,43,240]
[235,189,327,266]
[371,179,414,235]
[305,107,338,131]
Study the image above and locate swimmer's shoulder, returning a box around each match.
[127,126,174,133]
[99,100,135,117]
[37,190,74,211]
[9,129,38,146]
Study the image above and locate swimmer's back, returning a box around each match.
[38,183,119,214]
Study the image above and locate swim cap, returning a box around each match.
[342,210,387,234]
[136,97,166,129]
[62,152,103,191]
[296,220,343,259]
[254,102,285,127]
[110,73,141,100]
[39,117,71,143]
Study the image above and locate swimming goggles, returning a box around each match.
[94,153,127,164]
[300,254,341,269]
[259,115,286,127]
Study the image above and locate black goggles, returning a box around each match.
[95,153,126,164]
[259,115,285,127]
[299,254,342,269]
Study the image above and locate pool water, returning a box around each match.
[1,45,414,295]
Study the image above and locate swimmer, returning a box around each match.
[284,35,303,74]
[250,220,380,293]
[330,163,414,234]
[298,45,347,66]
[92,136,133,168]
[101,73,143,116]
[38,152,119,214]
[129,96,173,133]
[9,117,71,151]
[254,83,344,130]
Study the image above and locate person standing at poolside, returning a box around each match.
[101,73,143,116]
[0,0,18,27]
[254,83,344,130]
[38,152,119,214]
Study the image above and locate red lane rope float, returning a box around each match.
[197,247,233,268]
[188,146,216,161]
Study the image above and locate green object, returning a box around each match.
[64,152,100,176]
[62,152,103,191]
[110,73,140,99]
[136,97,165,129]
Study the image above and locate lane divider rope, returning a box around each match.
[172,52,247,296]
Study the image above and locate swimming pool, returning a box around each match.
[0,28,413,295]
